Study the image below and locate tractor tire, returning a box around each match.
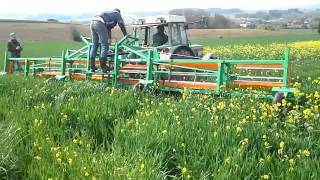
[132,82,154,93]
[168,46,196,80]
[132,82,145,92]
[203,53,218,60]
[169,46,195,59]
[272,92,285,105]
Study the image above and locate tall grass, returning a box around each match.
[0,70,319,179]
[0,39,319,179]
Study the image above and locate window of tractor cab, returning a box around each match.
[134,25,169,47]
[170,23,188,46]
[149,25,169,47]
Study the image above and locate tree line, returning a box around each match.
[169,9,236,29]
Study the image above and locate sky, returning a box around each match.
[0,0,319,16]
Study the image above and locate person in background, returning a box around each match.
[152,25,168,47]
[89,8,127,73]
[7,32,23,70]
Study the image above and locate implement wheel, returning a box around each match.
[272,92,285,105]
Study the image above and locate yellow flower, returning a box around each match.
[181,167,187,173]
[261,174,270,180]
[289,167,294,172]
[140,162,145,172]
[279,141,285,149]
[302,149,311,157]
[259,158,265,164]
[34,156,41,160]
[55,152,61,158]
[68,158,73,165]
[213,132,218,137]
[236,127,243,134]
[241,138,249,145]
[85,172,90,177]
[224,157,231,164]
[162,129,167,134]
[289,159,295,166]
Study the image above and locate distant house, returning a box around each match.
[240,21,256,29]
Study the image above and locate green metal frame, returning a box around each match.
[2,34,296,99]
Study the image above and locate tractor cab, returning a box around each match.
[131,15,203,58]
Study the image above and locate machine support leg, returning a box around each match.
[113,43,119,87]
[61,50,66,76]
[4,52,8,72]
[282,48,290,88]
[146,51,153,81]
[216,63,224,93]
[24,59,30,77]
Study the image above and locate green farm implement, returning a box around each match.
[2,15,295,102]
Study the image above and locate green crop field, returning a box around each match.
[1,37,320,179]
[191,34,320,47]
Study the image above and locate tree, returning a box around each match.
[169,9,234,29]
[318,22,320,34]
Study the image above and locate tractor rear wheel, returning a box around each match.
[169,46,195,59]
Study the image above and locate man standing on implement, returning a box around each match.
[90,8,127,73]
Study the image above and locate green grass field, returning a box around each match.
[0,41,83,70]
[191,34,320,47]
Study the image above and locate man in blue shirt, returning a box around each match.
[90,8,127,73]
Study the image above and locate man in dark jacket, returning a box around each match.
[7,32,23,70]
[153,25,168,47]
[89,8,127,73]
